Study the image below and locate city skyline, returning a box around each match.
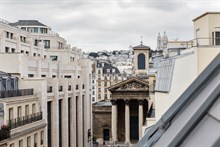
[0,0,219,52]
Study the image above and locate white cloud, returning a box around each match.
[0,0,219,51]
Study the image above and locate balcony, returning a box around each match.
[180,37,220,49]
[0,89,34,98]
[8,112,42,130]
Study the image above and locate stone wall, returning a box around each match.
[92,105,112,143]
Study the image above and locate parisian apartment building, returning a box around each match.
[93,61,127,102]
[0,19,93,147]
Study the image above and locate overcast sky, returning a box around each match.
[0,0,219,52]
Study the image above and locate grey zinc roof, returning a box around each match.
[136,53,220,147]
[9,20,47,26]
[97,62,120,74]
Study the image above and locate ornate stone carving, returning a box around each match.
[118,82,148,90]
[111,100,117,105]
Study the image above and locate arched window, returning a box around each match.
[138,53,145,69]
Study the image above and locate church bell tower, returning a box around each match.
[133,37,150,75]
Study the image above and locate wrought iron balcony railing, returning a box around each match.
[0,89,34,98]
[7,112,42,129]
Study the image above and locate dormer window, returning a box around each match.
[107,69,110,73]
[112,69,115,73]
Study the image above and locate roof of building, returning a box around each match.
[133,44,151,50]
[93,101,112,106]
[0,71,11,77]
[9,20,47,27]
[193,12,220,21]
[136,53,220,147]
[97,62,120,74]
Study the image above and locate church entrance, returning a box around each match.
[130,116,139,140]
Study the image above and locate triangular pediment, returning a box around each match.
[108,77,149,91]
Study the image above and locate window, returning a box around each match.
[34,39,40,46]
[107,69,110,73]
[40,28,48,34]
[76,85,79,90]
[104,82,107,87]
[52,75,56,78]
[92,86,95,90]
[98,70,101,74]
[34,133,38,147]
[5,47,9,53]
[20,36,26,43]
[50,55,58,61]
[59,86,63,92]
[98,88,101,92]
[19,140,23,147]
[41,75,46,77]
[11,48,15,53]
[92,80,94,84]
[92,91,95,95]
[27,136,31,147]
[112,69,115,73]
[138,53,145,69]
[215,32,220,45]
[32,104,36,114]
[44,40,50,48]
[26,51,29,55]
[82,84,85,89]
[28,74,34,77]
[104,94,107,99]
[25,105,29,116]
[41,131,44,145]
[98,82,101,86]
[17,106,22,118]
[21,50,24,53]
[104,88,107,92]
[68,85,71,90]
[9,108,13,120]
[64,75,71,78]
[9,143,14,147]
[98,94,101,99]
[47,86,52,93]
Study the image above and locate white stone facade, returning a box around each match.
[0,19,92,147]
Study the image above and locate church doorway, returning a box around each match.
[103,129,110,141]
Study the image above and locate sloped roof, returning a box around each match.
[9,20,47,27]
[133,44,150,50]
[136,53,220,147]
[97,62,120,74]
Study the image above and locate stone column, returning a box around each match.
[138,100,144,140]
[111,100,117,143]
[125,100,130,145]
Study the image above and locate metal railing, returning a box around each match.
[7,111,42,129]
[179,37,220,49]
[0,89,34,98]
